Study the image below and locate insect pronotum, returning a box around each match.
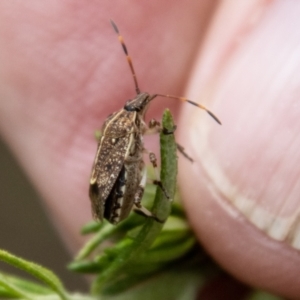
[89,20,221,225]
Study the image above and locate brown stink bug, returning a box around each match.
[89,20,221,225]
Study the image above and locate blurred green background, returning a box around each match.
[0,138,87,292]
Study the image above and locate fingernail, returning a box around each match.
[184,1,300,250]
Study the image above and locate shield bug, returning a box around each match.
[89,20,221,225]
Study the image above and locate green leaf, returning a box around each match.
[246,290,283,300]
[81,221,103,234]
[97,267,207,300]
[94,130,102,141]
[75,223,116,260]
[0,250,68,300]
[0,272,52,297]
[0,273,34,299]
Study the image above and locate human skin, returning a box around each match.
[0,1,300,299]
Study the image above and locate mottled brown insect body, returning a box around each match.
[89,21,221,225]
[90,93,156,224]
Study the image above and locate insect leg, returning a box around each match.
[133,167,163,223]
[146,151,169,199]
[176,143,194,163]
[141,119,161,135]
[144,119,176,135]
[145,120,193,162]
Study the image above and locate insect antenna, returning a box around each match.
[156,94,221,125]
[110,20,141,95]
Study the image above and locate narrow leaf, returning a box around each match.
[0,250,68,300]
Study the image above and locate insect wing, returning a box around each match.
[89,110,135,220]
